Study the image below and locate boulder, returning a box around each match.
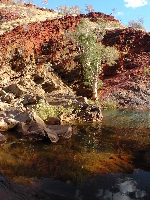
[14,111,59,142]
[16,122,46,141]
[0,101,9,111]
[0,117,19,131]
[4,84,24,98]
[46,125,77,139]
[0,98,78,142]
[16,122,30,134]
[21,94,37,106]
[73,104,103,121]
[0,133,6,144]
[4,118,19,130]
[45,116,60,125]
[0,89,15,103]
[42,80,59,93]
[0,119,8,131]
[14,112,76,141]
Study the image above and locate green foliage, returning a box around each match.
[36,99,74,120]
[74,18,119,90]
[97,80,103,89]
[143,67,150,75]
[67,18,119,99]
[36,100,60,119]
[100,100,117,109]
[101,45,119,65]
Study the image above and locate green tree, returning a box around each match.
[71,19,119,100]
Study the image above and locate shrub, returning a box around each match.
[35,99,74,120]
[36,100,60,119]
[128,18,145,30]
[143,67,150,75]
[56,5,82,16]
[85,4,95,13]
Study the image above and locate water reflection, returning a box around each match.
[31,169,149,200]
[0,110,150,199]
[102,109,150,129]
[96,178,146,200]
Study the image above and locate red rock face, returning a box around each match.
[102,28,150,73]
[0,15,81,68]
[99,28,150,109]
[0,9,149,109]
[0,11,118,65]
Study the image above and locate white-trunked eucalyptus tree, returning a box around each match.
[72,18,119,100]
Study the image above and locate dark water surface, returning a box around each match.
[1,110,150,199]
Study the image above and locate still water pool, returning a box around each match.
[0,109,150,199]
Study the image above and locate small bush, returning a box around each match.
[85,4,95,13]
[36,99,60,119]
[100,100,117,109]
[128,18,145,30]
[56,5,82,16]
[143,67,150,75]
[35,99,74,120]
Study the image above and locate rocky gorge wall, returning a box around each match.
[0,10,105,146]
[0,11,118,67]
[0,5,150,109]
[102,28,150,73]
[99,28,150,109]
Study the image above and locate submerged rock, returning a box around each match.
[0,173,37,200]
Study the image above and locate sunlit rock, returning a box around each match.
[0,119,8,131]
[0,133,6,144]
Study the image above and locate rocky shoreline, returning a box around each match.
[0,65,103,199]
[0,64,103,144]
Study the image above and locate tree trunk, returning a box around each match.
[92,77,98,100]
